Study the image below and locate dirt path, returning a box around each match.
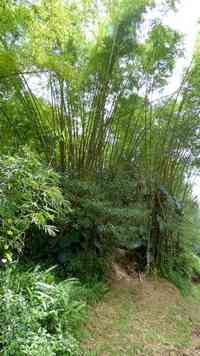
[82,266,200,355]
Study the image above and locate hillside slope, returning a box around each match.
[82,265,200,355]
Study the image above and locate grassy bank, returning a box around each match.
[82,276,200,355]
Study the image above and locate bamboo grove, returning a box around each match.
[1,0,200,282]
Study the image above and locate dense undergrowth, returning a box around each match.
[1,1,200,291]
[3,129,198,295]
[0,262,108,355]
[1,0,200,354]
[1,151,200,291]
[0,264,83,355]
[0,151,199,353]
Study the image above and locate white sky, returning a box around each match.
[164,0,200,93]
[166,0,200,57]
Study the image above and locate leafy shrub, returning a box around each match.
[62,252,108,282]
[0,264,85,355]
[55,174,149,280]
[62,174,149,251]
[160,243,200,295]
[60,174,200,292]
[159,195,200,295]
[0,149,70,259]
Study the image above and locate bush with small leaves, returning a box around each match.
[0,264,85,355]
[0,149,71,259]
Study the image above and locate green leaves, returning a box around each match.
[0,0,30,75]
[0,265,85,355]
[28,0,89,77]
[0,148,70,257]
[63,175,150,252]
[140,21,182,88]
[0,0,185,178]
[0,0,199,290]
